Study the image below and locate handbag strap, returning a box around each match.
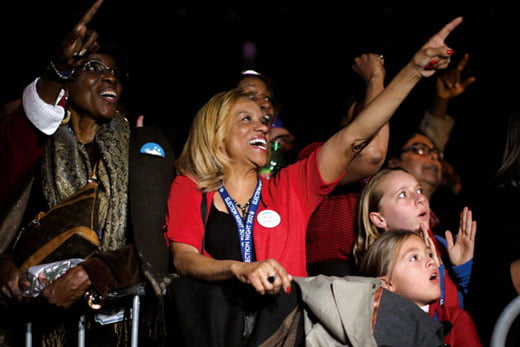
[200,192,207,255]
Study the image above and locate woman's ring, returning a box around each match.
[267,275,276,283]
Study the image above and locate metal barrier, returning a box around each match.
[25,283,146,347]
[491,295,520,347]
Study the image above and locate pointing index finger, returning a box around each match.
[436,16,463,42]
[78,0,104,26]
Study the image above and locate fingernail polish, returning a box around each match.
[285,286,291,294]
[425,59,438,70]
[446,49,455,56]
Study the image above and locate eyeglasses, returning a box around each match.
[401,142,444,161]
[80,60,122,80]
[244,92,273,104]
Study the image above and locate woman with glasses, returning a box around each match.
[388,132,444,200]
[0,0,174,344]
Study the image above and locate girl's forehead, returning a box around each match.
[380,171,417,188]
[402,234,423,246]
[396,235,425,256]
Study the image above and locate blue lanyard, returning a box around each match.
[218,180,262,263]
[439,264,445,306]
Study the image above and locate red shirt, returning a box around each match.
[166,146,340,276]
[298,142,360,264]
[306,188,359,264]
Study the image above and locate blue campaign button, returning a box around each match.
[140,142,165,158]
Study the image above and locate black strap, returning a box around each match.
[200,192,207,255]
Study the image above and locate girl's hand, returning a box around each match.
[419,222,442,267]
[445,206,477,266]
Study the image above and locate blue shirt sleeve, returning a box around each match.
[452,259,473,294]
[434,235,473,308]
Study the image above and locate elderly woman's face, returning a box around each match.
[67,53,122,121]
[223,98,270,169]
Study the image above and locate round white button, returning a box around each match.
[257,210,281,228]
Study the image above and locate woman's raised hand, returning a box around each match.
[412,17,463,78]
[55,0,104,69]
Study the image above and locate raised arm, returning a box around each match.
[421,53,476,150]
[341,53,389,185]
[429,53,476,119]
[318,17,463,183]
[37,0,103,104]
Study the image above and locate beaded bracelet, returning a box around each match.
[47,61,76,81]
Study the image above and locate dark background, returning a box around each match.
[1,1,517,207]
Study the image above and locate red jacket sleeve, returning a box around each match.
[165,175,214,252]
[0,105,48,211]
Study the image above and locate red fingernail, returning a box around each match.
[285,286,291,294]
[425,59,438,70]
[446,49,455,56]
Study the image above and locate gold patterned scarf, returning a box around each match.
[40,112,130,252]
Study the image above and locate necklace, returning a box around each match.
[233,198,252,218]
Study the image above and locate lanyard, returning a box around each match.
[218,180,262,263]
[438,264,445,306]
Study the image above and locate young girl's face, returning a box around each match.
[370,170,431,232]
[382,234,440,306]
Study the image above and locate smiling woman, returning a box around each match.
[0,0,175,345]
[164,16,466,346]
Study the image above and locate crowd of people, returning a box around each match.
[0,1,518,346]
